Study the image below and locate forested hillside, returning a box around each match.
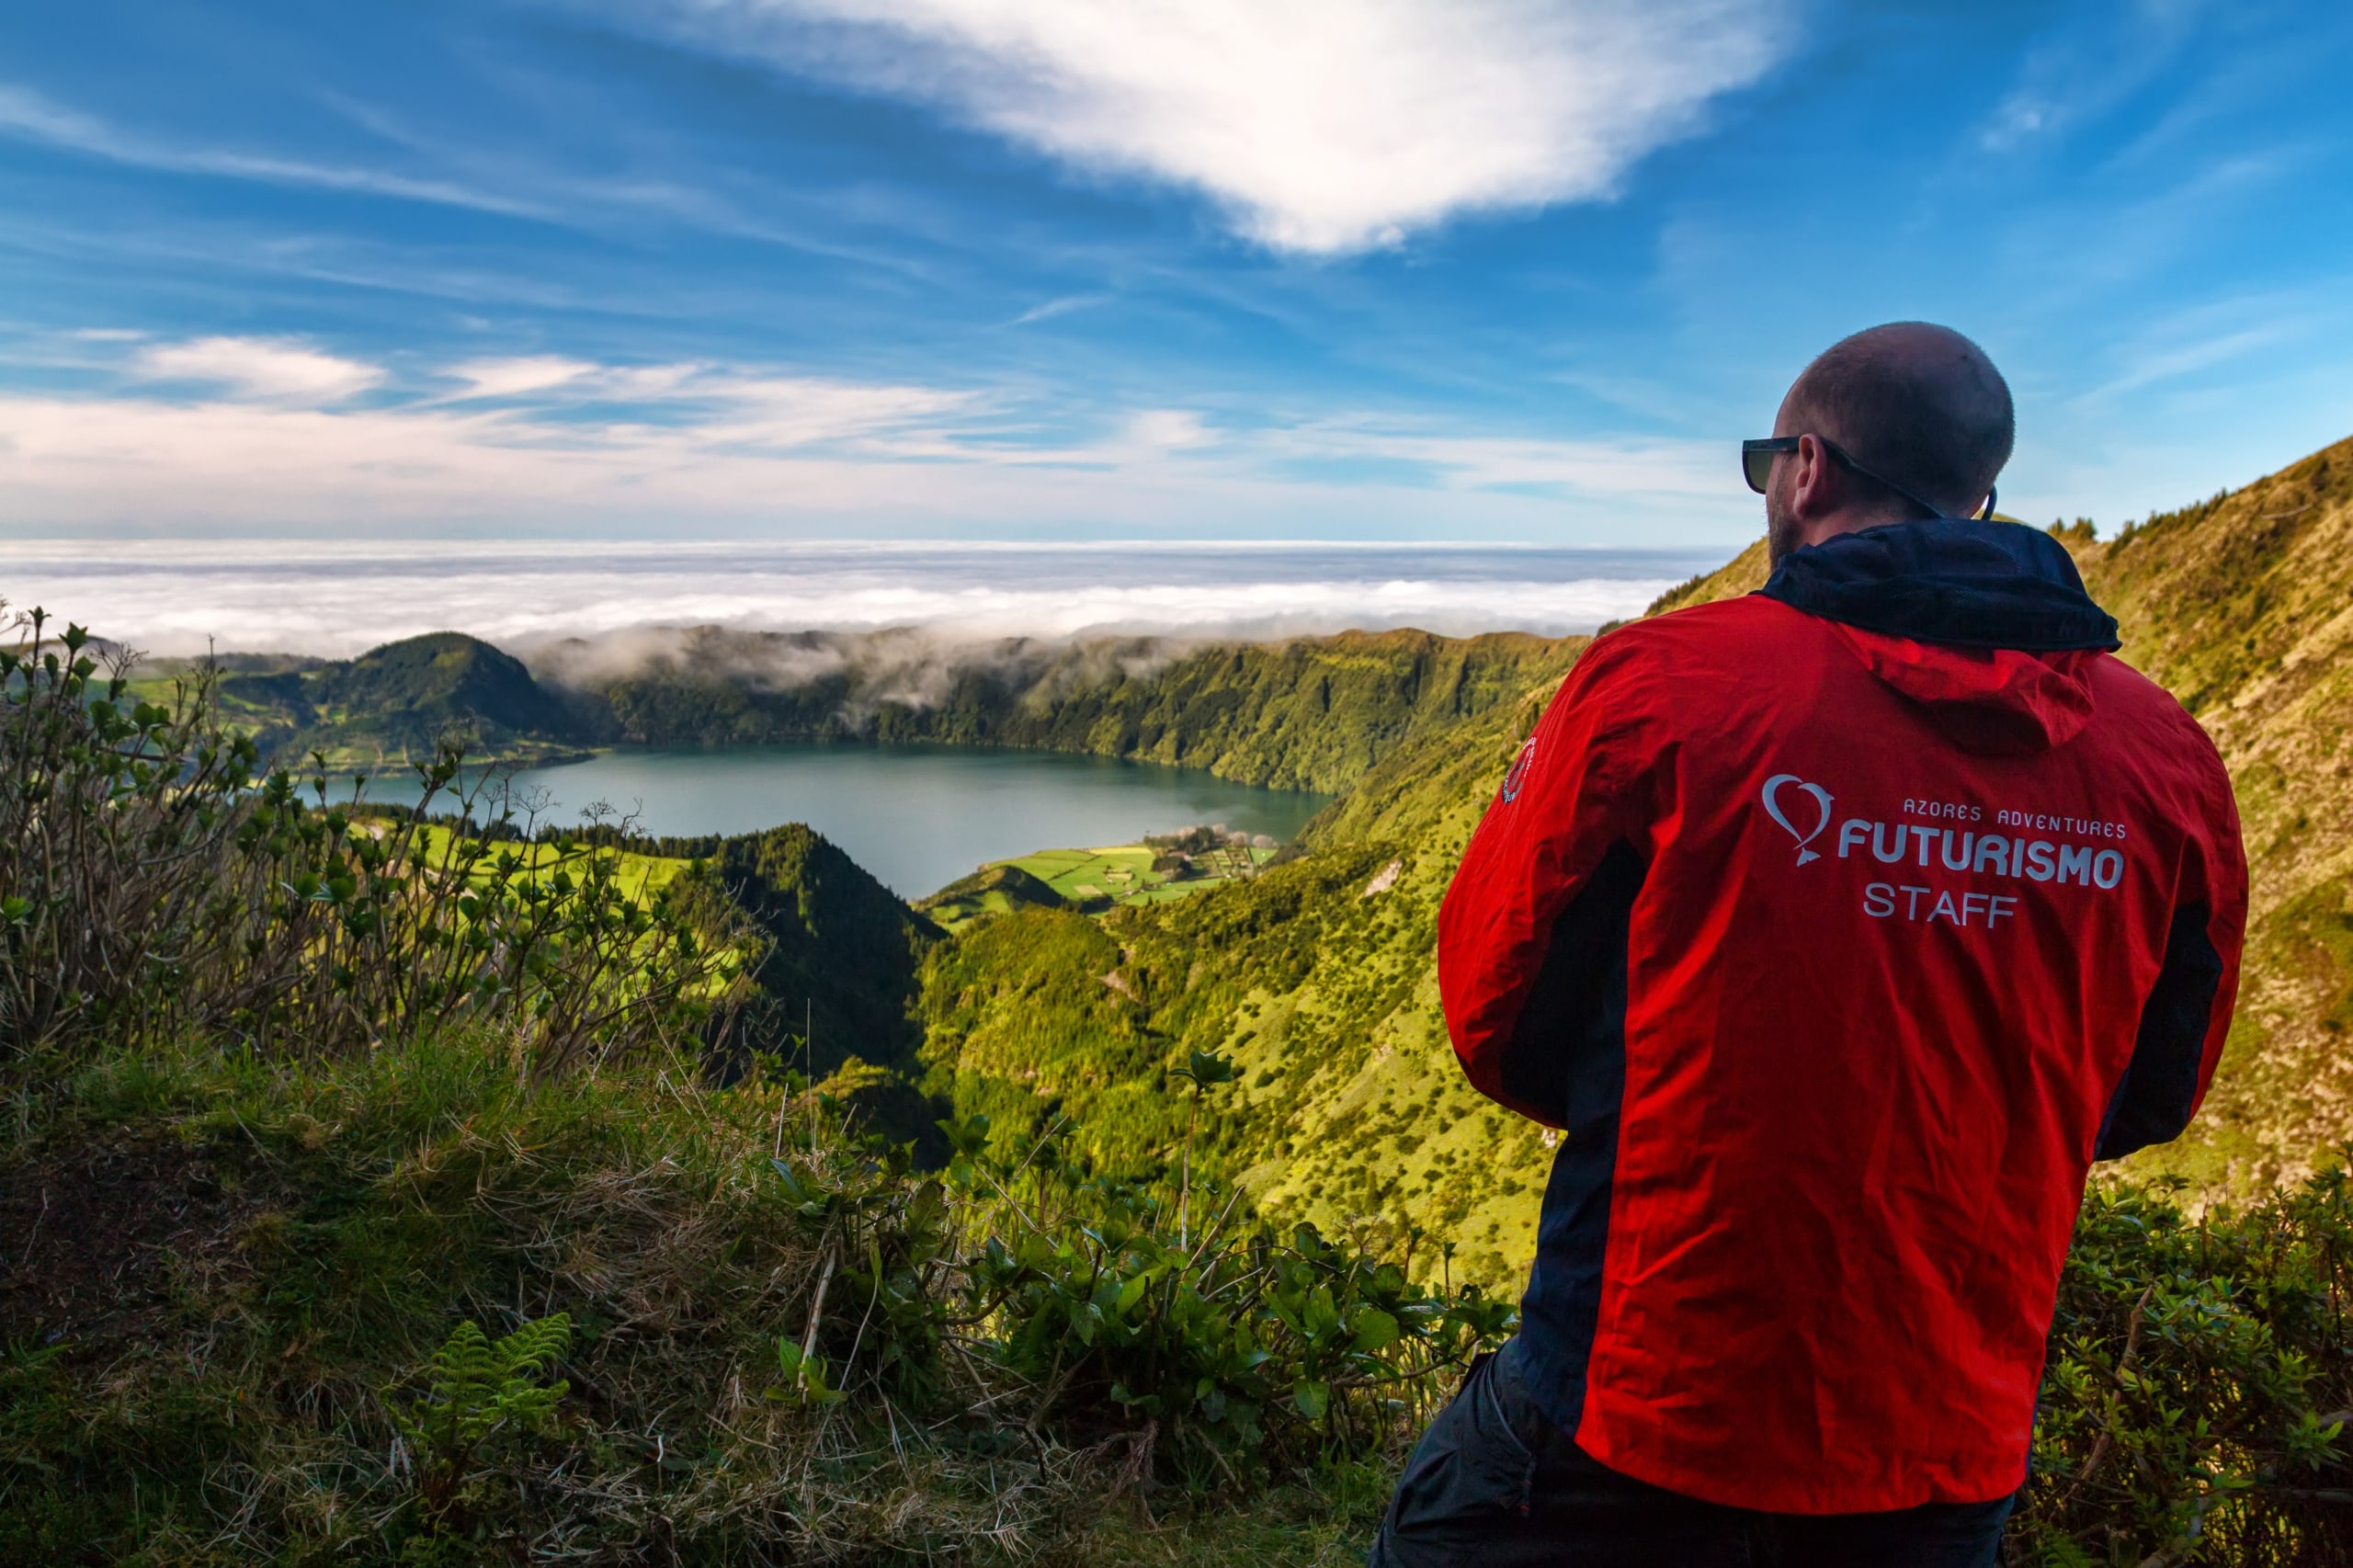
[181,631,595,770]
[918,691,1552,1282]
[207,623,1580,793]
[551,626,1575,792]
[692,824,946,1147]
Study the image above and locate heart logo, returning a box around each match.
[1499,736,1536,803]
[1761,773,1835,866]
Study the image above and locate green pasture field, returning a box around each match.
[1011,843,1275,905]
[394,822,688,904]
[920,841,1278,931]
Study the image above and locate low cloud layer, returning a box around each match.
[529,623,1186,729]
[2,540,1715,658]
[678,0,1793,252]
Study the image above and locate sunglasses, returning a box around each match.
[1743,436,1995,521]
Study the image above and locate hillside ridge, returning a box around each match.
[187,623,1586,795]
[547,624,1581,792]
[202,631,593,769]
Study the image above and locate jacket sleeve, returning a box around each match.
[2094,737,2248,1161]
[1438,639,1653,1127]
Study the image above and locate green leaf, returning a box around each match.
[767,1158,814,1206]
[936,1113,992,1157]
[1186,1049,1238,1087]
[1293,1380,1330,1421]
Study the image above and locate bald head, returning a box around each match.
[1778,323,2014,520]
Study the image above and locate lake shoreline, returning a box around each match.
[355,738,1332,900]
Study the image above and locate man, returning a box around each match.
[1372,323,2245,1566]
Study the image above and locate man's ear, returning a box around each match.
[1789,433,1837,520]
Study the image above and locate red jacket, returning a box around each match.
[1438,519,2245,1512]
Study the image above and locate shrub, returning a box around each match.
[2012,1174,2353,1565]
[0,607,750,1073]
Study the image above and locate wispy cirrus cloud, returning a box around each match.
[447,357,600,400]
[1008,293,1110,327]
[1977,0,2204,155]
[651,0,1795,253]
[0,83,543,216]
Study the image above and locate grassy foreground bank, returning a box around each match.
[5,1040,2353,1565]
[0,1040,1467,1565]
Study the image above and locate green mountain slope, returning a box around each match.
[549,627,1575,791]
[2061,439,2353,1192]
[206,631,592,768]
[915,860,1070,931]
[918,660,1570,1284]
[698,824,944,1140]
[1641,536,1769,613]
[206,623,1584,794]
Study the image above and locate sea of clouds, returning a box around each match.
[2,540,1725,659]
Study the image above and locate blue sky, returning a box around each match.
[2,0,2349,551]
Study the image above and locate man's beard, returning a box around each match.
[1765,492,1802,567]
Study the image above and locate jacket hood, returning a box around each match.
[1758,518,2118,756]
[1758,517,2120,652]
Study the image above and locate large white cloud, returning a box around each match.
[669,0,1793,252]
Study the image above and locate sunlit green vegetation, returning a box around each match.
[915,860,1071,932]
[1,1036,1523,1564]
[2056,437,2353,1199]
[0,615,740,1074]
[917,830,1281,934]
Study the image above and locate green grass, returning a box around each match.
[921,842,1279,932]
[1010,843,1275,905]
[398,821,688,903]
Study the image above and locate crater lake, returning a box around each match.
[367,742,1332,897]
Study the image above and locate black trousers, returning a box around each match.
[1369,1342,2016,1568]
